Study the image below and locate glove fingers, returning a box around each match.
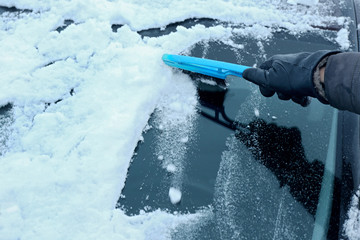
[259,59,273,70]
[259,86,275,97]
[277,92,291,100]
[291,96,311,107]
[243,68,267,86]
[243,68,277,98]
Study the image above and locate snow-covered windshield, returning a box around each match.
[120,28,340,239]
[0,0,357,240]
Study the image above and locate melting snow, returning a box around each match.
[166,164,177,173]
[254,108,260,117]
[169,187,182,205]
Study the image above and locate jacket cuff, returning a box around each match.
[307,50,341,103]
[313,56,330,103]
[324,52,360,114]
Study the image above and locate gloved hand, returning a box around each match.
[242,50,339,107]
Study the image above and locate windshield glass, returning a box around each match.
[118,29,341,239]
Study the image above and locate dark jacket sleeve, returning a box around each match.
[324,52,360,114]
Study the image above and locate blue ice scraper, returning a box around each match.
[162,54,250,80]
[162,53,251,131]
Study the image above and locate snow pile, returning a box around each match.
[0,0,346,32]
[153,73,197,205]
[0,0,353,239]
[343,189,360,240]
[336,28,351,50]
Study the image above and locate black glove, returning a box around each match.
[242,50,339,107]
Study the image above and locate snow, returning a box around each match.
[153,73,197,205]
[0,0,355,240]
[200,79,218,86]
[169,187,182,205]
[336,28,351,50]
[166,164,177,173]
[343,189,360,240]
[287,0,319,6]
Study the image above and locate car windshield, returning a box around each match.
[118,25,345,239]
[2,0,358,240]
